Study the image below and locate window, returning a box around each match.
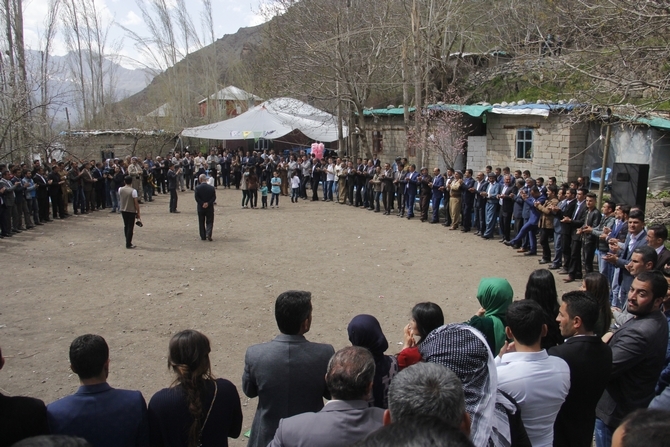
[516,128,533,159]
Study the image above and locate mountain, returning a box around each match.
[27,49,154,125]
[118,23,265,119]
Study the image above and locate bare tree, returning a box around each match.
[257,0,405,157]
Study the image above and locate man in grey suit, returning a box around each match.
[595,271,669,447]
[243,290,335,447]
[268,346,384,447]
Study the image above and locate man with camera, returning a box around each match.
[119,175,141,249]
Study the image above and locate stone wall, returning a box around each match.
[486,114,588,183]
[60,133,176,162]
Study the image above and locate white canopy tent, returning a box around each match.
[181,97,347,142]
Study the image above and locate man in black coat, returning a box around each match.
[550,291,612,447]
[497,174,518,243]
[194,174,216,241]
[561,187,588,282]
[0,345,49,447]
[47,165,66,219]
[32,167,51,222]
[595,271,669,446]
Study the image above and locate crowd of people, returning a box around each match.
[2,275,670,447]
[2,150,670,447]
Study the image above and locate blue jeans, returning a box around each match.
[483,201,499,238]
[552,232,563,266]
[326,180,334,200]
[595,418,613,447]
[110,189,119,211]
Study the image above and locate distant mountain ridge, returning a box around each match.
[27,49,154,125]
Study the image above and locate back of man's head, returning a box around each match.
[69,334,108,380]
[507,300,545,346]
[353,418,474,447]
[326,346,375,401]
[561,290,599,332]
[387,363,466,433]
[613,409,670,447]
[124,175,132,185]
[274,290,312,335]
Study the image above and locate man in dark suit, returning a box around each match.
[550,291,612,447]
[194,174,216,241]
[0,346,49,447]
[552,188,576,270]
[355,159,366,207]
[47,165,66,219]
[243,290,335,447]
[47,334,150,447]
[93,162,106,209]
[418,168,432,222]
[646,224,670,271]
[32,167,51,223]
[595,271,669,447]
[472,172,487,235]
[460,169,475,232]
[429,168,444,224]
[268,346,383,447]
[497,174,517,243]
[561,187,588,282]
[404,165,418,219]
[579,192,602,274]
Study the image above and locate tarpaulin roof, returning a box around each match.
[181,97,347,142]
[427,104,491,117]
[490,103,579,117]
[628,115,670,132]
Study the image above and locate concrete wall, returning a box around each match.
[486,114,588,184]
[467,136,487,171]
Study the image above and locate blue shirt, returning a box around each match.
[271,177,281,194]
[47,383,150,447]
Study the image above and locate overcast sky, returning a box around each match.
[23,0,266,69]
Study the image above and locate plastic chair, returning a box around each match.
[589,167,611,190]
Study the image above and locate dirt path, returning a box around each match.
[0,188,578,445]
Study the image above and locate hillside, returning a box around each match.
[118,23,265,118]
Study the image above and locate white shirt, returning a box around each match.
[326,164,336,181]
[496,350,570,447]
[290,176,301,188]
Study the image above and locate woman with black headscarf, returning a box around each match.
[347,314,399,409]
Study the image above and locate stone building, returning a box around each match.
[472,104,588,183]
[58,129,178,162]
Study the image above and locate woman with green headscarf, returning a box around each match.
[466,278,514,354]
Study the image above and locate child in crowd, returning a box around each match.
[291,172,301,203]
[260,181,269,209]
[271,171,281,208]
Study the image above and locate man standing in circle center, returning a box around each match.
[119,175,140,249]
[194,174,216,241]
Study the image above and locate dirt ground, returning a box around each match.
[1,187,578,445]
